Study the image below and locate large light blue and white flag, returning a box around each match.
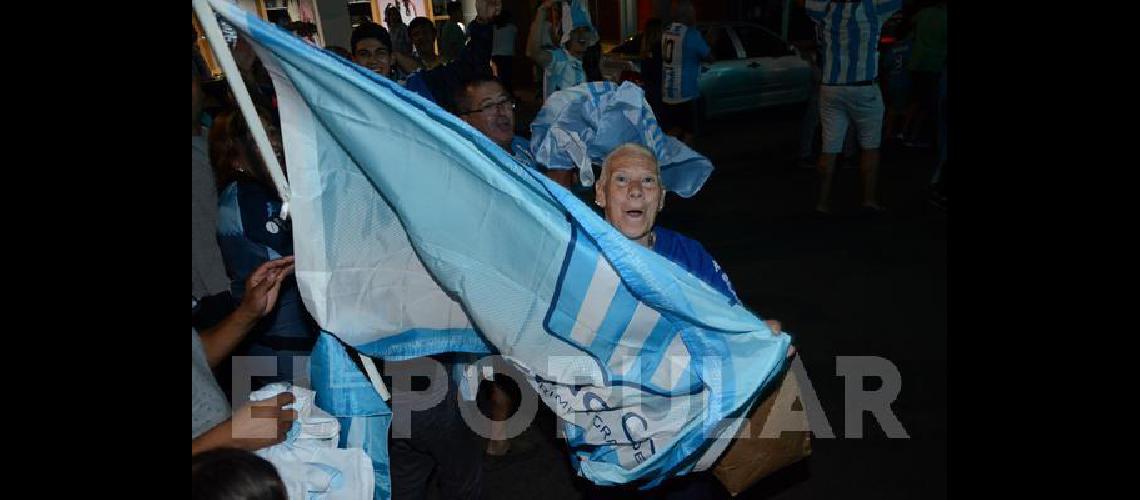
[201,0,790,494]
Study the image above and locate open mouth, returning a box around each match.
[625,210,645,218]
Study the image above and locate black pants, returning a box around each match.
[388,366,484,500]
[910,70,941,113]
[660,98,701,137]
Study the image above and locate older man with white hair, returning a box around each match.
[594,143,738,301]
[590,143,794,497]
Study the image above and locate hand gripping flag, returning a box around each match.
[200,0,790,494]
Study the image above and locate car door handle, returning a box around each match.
[748,62,761,68]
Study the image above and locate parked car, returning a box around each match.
[601,22,813,118]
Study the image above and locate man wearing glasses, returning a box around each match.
[453,77,577,188]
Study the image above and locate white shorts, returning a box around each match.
[819,84,885,153]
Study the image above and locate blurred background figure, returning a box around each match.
[491,10,517,94]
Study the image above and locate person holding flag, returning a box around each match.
[193,0,794,494]
[527,0,598,100]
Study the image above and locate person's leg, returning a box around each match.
[388,436,436,500]
[905,71,936,145]
[842,123,858,168]
[816,86,848,213]
[900,71,927,143]
[686,98,701,145]
[799,88,820,165]
[389,357,456,500]
[428,377,484,499]
[485,376,514,455]
[852,84,886,209]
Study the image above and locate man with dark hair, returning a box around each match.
[452,76,576,187]
[192,448,287,500]
[351,21,395,77]
[407,16,441,70]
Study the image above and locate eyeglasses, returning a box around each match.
[458,96,516,115]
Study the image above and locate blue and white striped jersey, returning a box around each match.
[805,0,901,85]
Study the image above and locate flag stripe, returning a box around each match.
[569,256,622,347]
[651,333,691,390]
[607,303,662,376]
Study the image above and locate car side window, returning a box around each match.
[733,25,793,58]
[698,26,739,61]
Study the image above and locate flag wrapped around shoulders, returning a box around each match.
[203,0,789,492]
[530,81,714,197]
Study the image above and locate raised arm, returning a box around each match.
[527,0,555,68]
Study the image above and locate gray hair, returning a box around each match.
[599,143,660,183]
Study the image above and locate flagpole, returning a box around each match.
[192,0,292,221]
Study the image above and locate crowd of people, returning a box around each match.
[192,0,943,498]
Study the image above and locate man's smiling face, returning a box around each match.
[459,80,515,150]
